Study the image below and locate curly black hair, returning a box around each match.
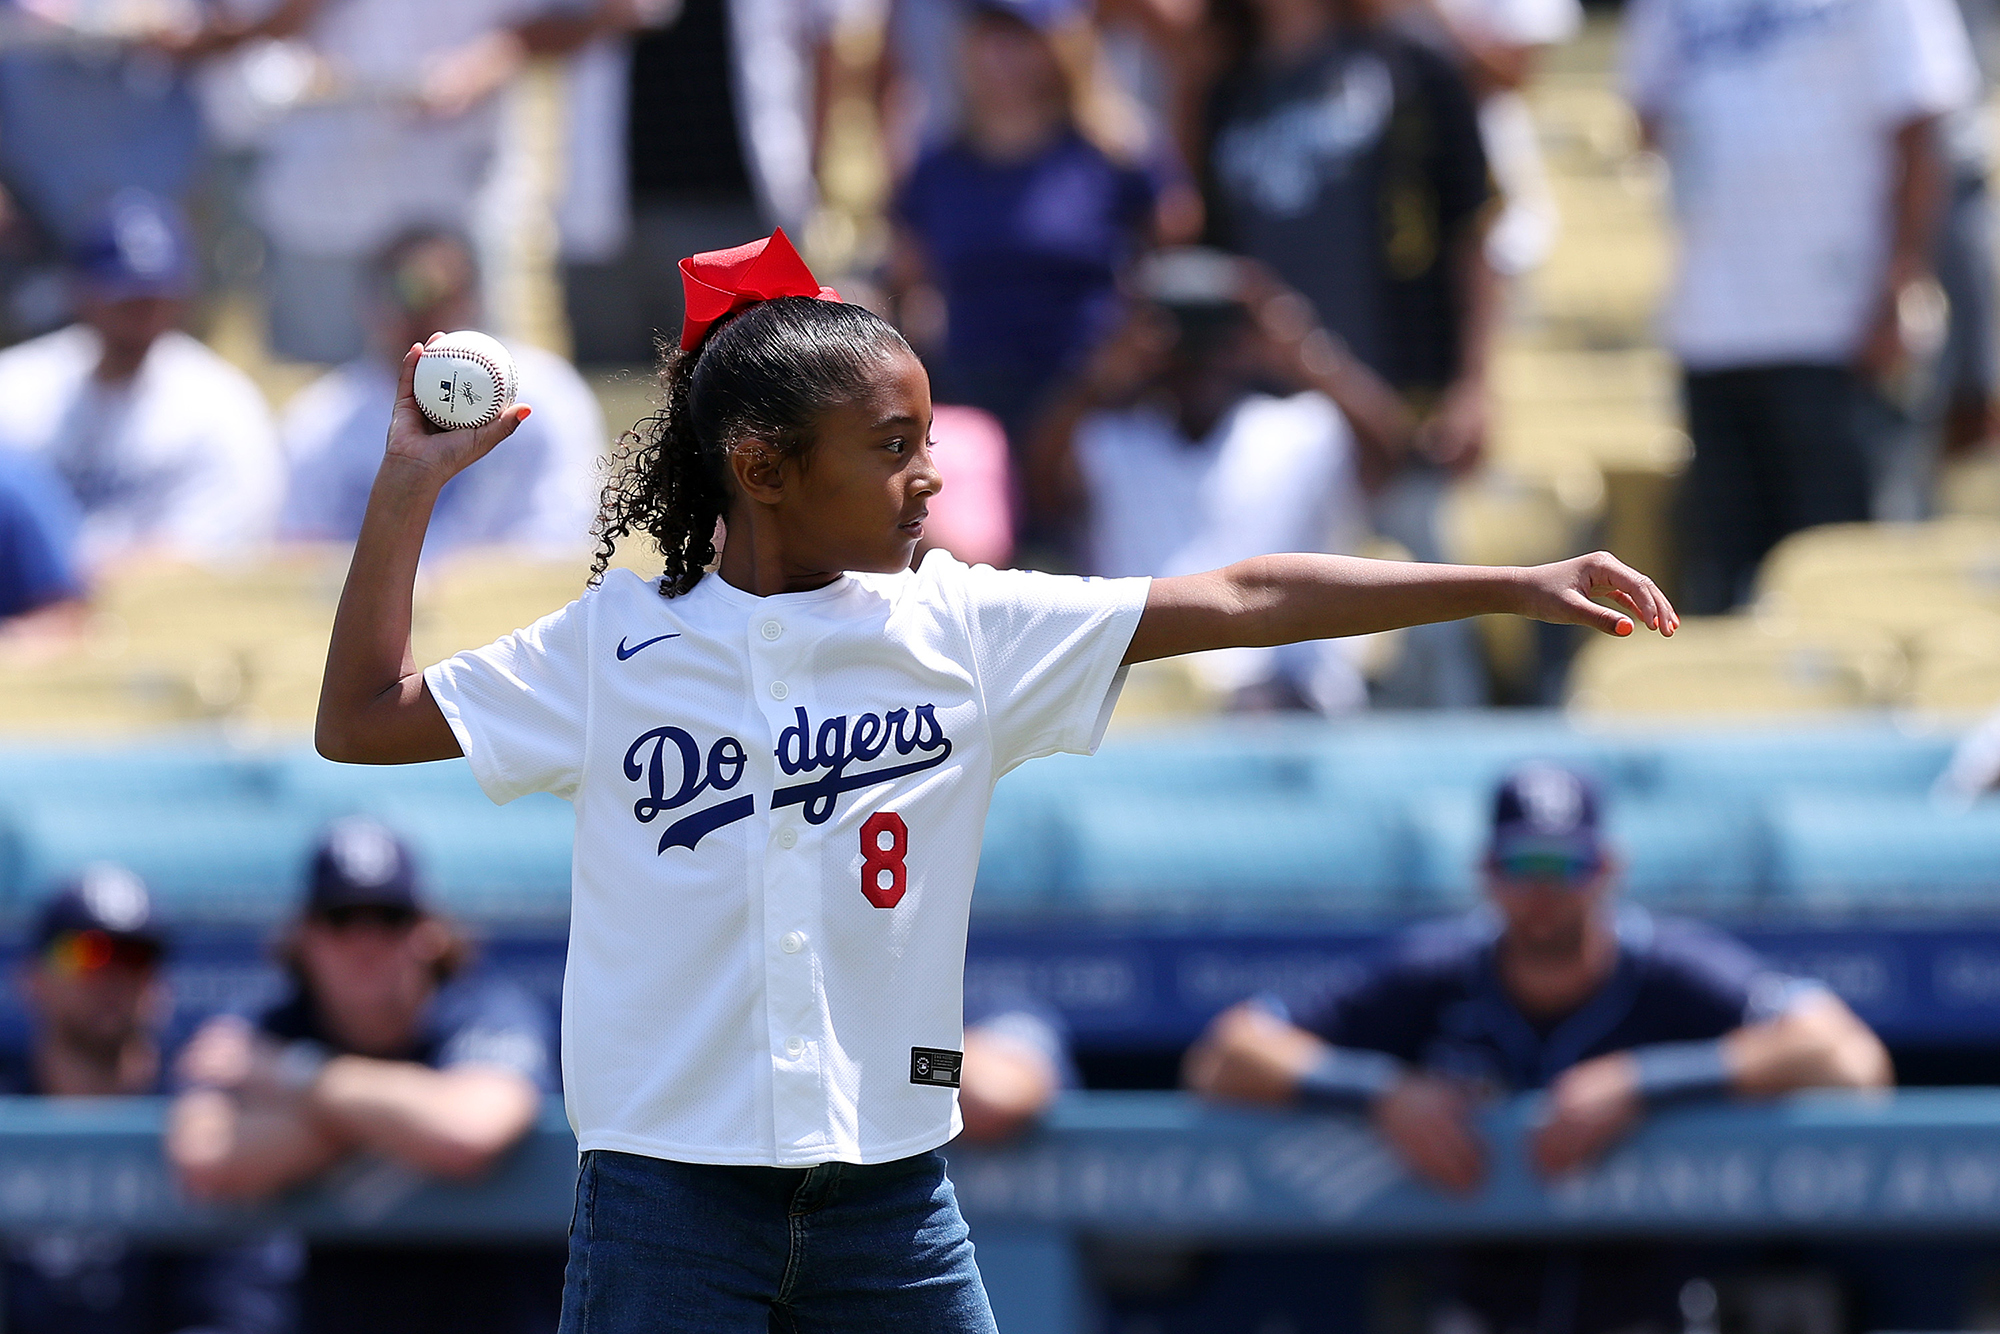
[591,296,913,597]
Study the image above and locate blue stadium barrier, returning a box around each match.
[10,1091,2000,1334]
[1767,793,2000,914]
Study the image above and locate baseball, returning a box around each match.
[413,330,518,431]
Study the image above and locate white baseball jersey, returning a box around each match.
[424,552,1149,1166]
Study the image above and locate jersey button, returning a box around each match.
[780,931,804,954]
[784,1036,806,1057]
[769,681,790,700]
[761,620,783,641]
[776,827,798,850]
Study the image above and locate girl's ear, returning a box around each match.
[728,438,789,504]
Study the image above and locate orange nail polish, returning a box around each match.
[1615,620,1633,637]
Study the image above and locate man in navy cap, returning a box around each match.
[168,817,559,1334]
[1185,762,1892,1334]
[0,864,294,1334]
[0,188,280,566]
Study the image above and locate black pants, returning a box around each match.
[1678,364,1881,614]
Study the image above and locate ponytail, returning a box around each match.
[591,296,911,597]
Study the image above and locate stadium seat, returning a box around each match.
[1756,518,2000,603]
[1766,793,2000,915]
[0,650,219,733]
[1905,617,2000,714]
[1567,615,1901,715]
[1032,726,1330,801]
[1057,791,1407,918]
[385,794,574,922]
[276,750,493,809]
[423,552,595,658]
[1646,728,1956,799]
[2,799,323,920]
[973,778,1063,915]
[1314,719,1646,802]
[0,745,276,805]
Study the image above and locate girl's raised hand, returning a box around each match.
[384,336,530,485]
[1522,550,1679,638]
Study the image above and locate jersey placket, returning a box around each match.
[746,607,832,1159]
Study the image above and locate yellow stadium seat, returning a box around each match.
[422,550,598,655]
[1904,617,2000,714]
[1568,615,1902,717]
[0,646,215,733]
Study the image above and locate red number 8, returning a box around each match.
[860,812,908,908]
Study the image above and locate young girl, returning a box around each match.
[317,229,1676,1334]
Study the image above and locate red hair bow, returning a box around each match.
[678,227,841,352]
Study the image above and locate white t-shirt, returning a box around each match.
[1076,391,1359,580]
[1075,390,1365,707]
[424,554,1149,1166]
[1622,0,1979,368]
[0,326,282,563]
[279,342,605,557]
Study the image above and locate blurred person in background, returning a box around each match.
[0,0,212,339]
[561,0,854,363]
[1622,0,1978,612]
[1186,762,1891,1334]
[957,997,1078,1143]
[1391,0,1579,277]
[0,190,281,567]
[1199,0,1497,706]
[0,449,85,637]
[3,864,294,1334]
[168,817,559,1334]
[279,227,604,558]
[1030,248,1383,710]
[177,0,592,364]
[890,0,1180,512]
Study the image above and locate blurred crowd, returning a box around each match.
[0,0,1990,709]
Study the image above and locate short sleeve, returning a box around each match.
[433,980,558,1092]
[1302,964,1443,1063]
[1618,0,1679,121]
[947,558,1150,774]
[424,596,591,804]
[1870,0,1980,123]
[1640,921,1806,1036]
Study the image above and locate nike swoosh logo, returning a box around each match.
[615,633,681,660]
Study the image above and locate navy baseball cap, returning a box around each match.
[306,817,422,915]
[1487,763,1606,882]
[32,863,165,953]
[71,189,194,300]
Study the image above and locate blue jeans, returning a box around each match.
[558,1150,998,1334]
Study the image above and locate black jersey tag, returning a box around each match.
[910,1047,963,1088]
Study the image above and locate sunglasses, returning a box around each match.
[1492,852,1601,887]
[44,929,162,976]
[313,904,420,933]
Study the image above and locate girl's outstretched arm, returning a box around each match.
[316,341,530,763]
[1124,551,1677,665]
